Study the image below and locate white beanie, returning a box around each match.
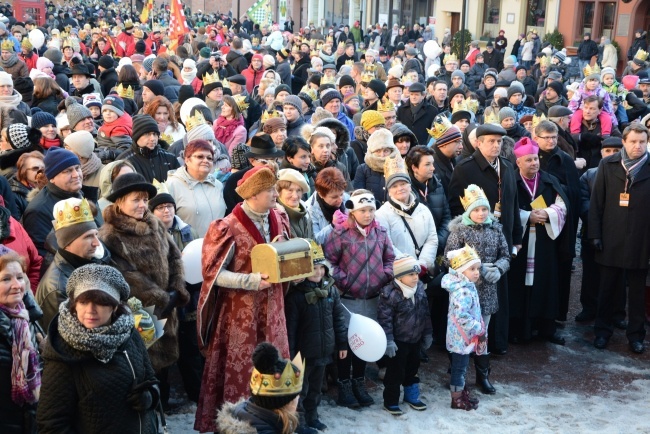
[64,131,95,158]
[116,57,132,73]
[180,97,208,124]
[263,54,275,69]
[367,128,397,153]
[311,57,323,68]
[0,71,12,86]
[387,65,403,79]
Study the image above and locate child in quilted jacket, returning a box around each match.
[377,254,432,416]
[96,95,133,162]
[323,188,395,410]
[443,244,486,411]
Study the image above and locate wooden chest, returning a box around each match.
[251,238,314,283]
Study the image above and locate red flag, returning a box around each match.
[168,0,189,52]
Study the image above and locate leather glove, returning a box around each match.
[482,265,501,284]
[160,290,179,318]
[421,334,433,350]
[385,340,398,358]
[590,239,603,251]
[126,380,159,413]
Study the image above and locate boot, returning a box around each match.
[474,354,496,394]
[351,377,374,406]
[462,384,479,405]
[451,391,477,410]
[403,383,427,411]
[336,379,360,408]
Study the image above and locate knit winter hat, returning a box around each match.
[64,131,95,159]
[393,253,421,279]
[199,47,211,59]
[507,86,523,99]
[236,166,277,199]
[360,110,385,131]
[484,70,498,82]
[366,79,387,99]
[262,116,287,134]
[503,55,517,67]
[143,80,165,97]
[36,57,54,72]
[65,97,93,129]
[52,198,98,248]
[601,67,616,81]
[82,93,102,109]
[67,264,130,302]
[498,107,516,124]
[178,85,195,106]
[249,342,303,410]
[283,95,304,116]
[98,55,114,69]
[274,84,291,97]
[0,71,12,86]
[231,143,251,170]
[263,54,275,69]
[320,89,342,108]
[461,184,491,218]
[186,123,216,144]
[43,47,63,65]
[131,114,160,145]
[435,125,462,147]
[367,128,396,153]
[142,56,155,72]
[278,168,309,195]
[338,74,355,89]
[102,95,125,117]
[546,80,564,97]
[31,111,57,130]
[7,124,41,149]
[451,70,465,83]
[44,147,81,180]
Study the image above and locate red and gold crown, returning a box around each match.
[449,244,480,271]
[250,353,305,397]
[53,198,94,231]
[460,184,488,211]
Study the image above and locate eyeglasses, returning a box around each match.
[537,136,558,141]
[192,154,214,161]
[154,204,174,212]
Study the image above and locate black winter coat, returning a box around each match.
[225,50,248,75]
[52,63,70,93]
[448,150,523,250]
[411,175,451,254]
[157,72,181,104]
[432,145,455,195]
[579,167,597,235]
[98,67,118,98]
[577,39,599,61]
[0,290,42,434]
[118,140,180,183]
[285,277,347,360]
[589,152,650,269]
[377,280,432,343]
[7,175,30,220]
[354,164,387,203]
[628,36,648,61]
[37,319,158,434]
[483,50,503,71]
[396,100,437,148]
[32,94,63,116]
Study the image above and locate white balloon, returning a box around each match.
[29,29,45,50]
[347,313,387,362]
[423,40,442,60]
[182,238,204,284]
[427,64,440,78]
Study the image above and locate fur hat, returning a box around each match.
[236,166,277,199]
[278,168,309,194]
[44,147,81,180]
[65,97,93,129]
[360,110,385,132]
[7,124,41,149]
[393,253,421,279]
[67,264,130,302]
[64,131,95,159]
[367,128,396,153]
[310,107,334,124]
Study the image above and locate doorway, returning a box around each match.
[450,12,460,36]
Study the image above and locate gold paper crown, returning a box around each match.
[64,25,72,33]
[326,35,333,43]
[345,59,354,66]
[123,19,134,29]
[294,35,302,44]
[539,56,551,67]
[466,99,479,114]
[310,49,319,57]
[338,41,346,48]
[320,75,336,85]
[383,154,409,180]
[303,88,318,101]
[582,63,601,78]
[443,53,458,64]
[635,48,649,62]
[310,239,325,263]
[485,110,500,125]
[99,21,109,29]
[152,179,170,194]
[203,71,221,86]
[160,132,174,145]
[460,184,488,211]
[427,114,453,139]
[234,94,249,112]
[449,244,481,271]
[532,113,547,128]
[116,83,135,99]
[252,36,260,46]
[316,40,324,49]
[376,98,396,113]
[133,28,144,39]
[185,110,206,132]
[250,352,305,397]
[291,45,299,53]
[91,27,101,35]
[0,39,13,51]
[452,99,471,114]
[53,199,94,231]
[391,57,402,68]
[260,110,283,124]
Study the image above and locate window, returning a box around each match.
[600,2,616,40]
[325,0,350,28]
[526,0,547,28]
[482,0,501,39]
[580,2,596,36]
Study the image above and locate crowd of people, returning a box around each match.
[0,1,650,433]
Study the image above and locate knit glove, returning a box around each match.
[421,334,433,351]
[385,340,398,358]
[126,380,159,413]
[482,264,501,284]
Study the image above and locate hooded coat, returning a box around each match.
[225,49,249,74]
[118,139,180,183]
[313,117,358,182]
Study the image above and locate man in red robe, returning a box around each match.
[116,20,136,58]
[195,160,291,433]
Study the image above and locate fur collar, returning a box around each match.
[216,399,259,434]
[102,204,158,237]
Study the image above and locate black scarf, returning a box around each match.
[316,193,345,225]
[58,248,96,268]
[387,194,419,216]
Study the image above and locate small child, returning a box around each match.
[568,66,617,130]
[83,92,103,126]
[285,241,347,432]
[323,189,395,409]
[443,244,486,410]
[445,184,510,395]
[377,253,433,416]
[96,94,133,162]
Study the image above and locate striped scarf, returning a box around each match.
[621,147,648,184]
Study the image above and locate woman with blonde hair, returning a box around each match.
[213,95,247,155]
[144,95,186,146]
